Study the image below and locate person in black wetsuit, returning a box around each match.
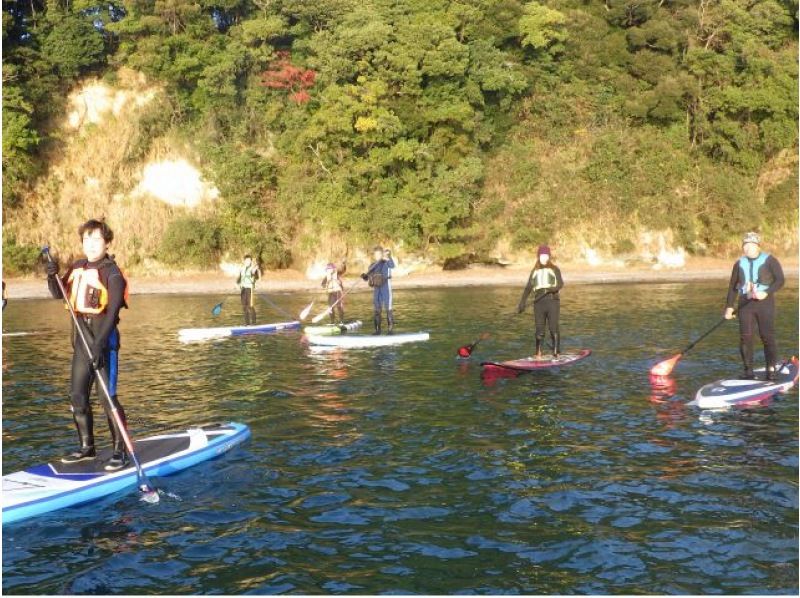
[724,232,785,380]
[47,219,130,471]
[518,244,564,357]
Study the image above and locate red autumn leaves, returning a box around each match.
[261,51,316,104]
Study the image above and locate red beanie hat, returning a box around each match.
[537,245,551,256]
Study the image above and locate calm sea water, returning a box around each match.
[2,282,798,594]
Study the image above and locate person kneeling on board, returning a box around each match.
[322,261,347,324]
[724,232,785,380]
[517,244,564,358]
[237,254,260,326]
[46,219,131,471]
[361,246,395,334]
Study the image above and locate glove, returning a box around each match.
[91,341,105,370]
[46,260,59,277]
[361,273,368,281]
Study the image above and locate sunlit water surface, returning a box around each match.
[2,282,798,594]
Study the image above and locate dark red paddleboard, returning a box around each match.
[481,349,592,377]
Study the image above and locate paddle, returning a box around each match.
[650,301,750,377]
[212,292,313,321]
[311,277,365,324]
[42,247,159,503]
[457,332,490,358]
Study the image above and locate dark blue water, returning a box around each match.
[2,282,798,594]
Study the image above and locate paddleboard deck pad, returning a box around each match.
[481,349,592,376]
[3,422,250,525]
[691,358,798,410]
[303,320,363,336]
[178,321,300,343]
[306,332,430,348]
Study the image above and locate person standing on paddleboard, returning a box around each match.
[517,245,564,358]
[724,232,784,380]
[46,219,131,471]
[322,261,347,324]
[237,254,260,325]
[361,246,395,334]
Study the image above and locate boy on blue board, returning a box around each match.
[46,219,130,471]
[237,254,260,325]
[724,232,785,380]
[361,246,395,334]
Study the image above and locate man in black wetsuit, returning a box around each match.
[47,219,130,470]
[724,232,785,380]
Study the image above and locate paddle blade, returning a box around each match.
[311,308,331,324]
[211,302,223,316]
[299,301,314,321]
[650,353,682,377]
[457,332,490,359]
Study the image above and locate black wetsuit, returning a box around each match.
[725,253,784,374]
[48,256,128,455]
[519,264,564,354]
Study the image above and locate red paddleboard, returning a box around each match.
[481,349,592,378]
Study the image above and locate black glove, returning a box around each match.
[361,273,368,281]
[46,260,59,277]
[91,341,105,370]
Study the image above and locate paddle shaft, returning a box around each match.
[313,277,364,322]
[680,299,752,357]
[43,248,152,491]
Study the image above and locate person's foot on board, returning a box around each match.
[104,451,129,471]
[741,368,755,380]
[61,446,96,463]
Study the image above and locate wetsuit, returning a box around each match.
[364,258,395,334]
[322,264,347,324]
[48,256,128,464]
[518,264,564,355]
[725,252,784,376]
[237,265,259,325]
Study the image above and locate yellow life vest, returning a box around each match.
[67,264,129,315]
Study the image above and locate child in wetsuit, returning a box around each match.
[46,219,130,471]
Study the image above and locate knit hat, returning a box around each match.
[326,262,336,271]
[742,232,761,245]
[537,245,551,256]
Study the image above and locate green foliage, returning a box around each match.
[2,0,798,266]
[2,232,42,275]
[157,217,221,267]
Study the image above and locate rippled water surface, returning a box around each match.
[2,282,798,594]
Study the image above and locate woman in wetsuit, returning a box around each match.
[518,245,564,358]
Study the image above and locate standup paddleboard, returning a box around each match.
[3,422,250,525]
[178,321,300,343]
[481,349,592,376]
[306,332,430,348]
[691,358,798,410]
[303,320,363,336]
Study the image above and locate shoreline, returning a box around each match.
[5,258,797,299]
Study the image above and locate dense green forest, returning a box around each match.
[2,0,798,273]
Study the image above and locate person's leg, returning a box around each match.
[336,292,345,323]
[100,330,128,470]
[754,299,778,379]
[534,300,546,357]
[241,288,250,325]
[373,290,382,334]
[63,347,96,463]
[248,288,257,325]
[328,292,337,324]
[386,282,394,333]
[738,302,756,378]
[549,301,561,357]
